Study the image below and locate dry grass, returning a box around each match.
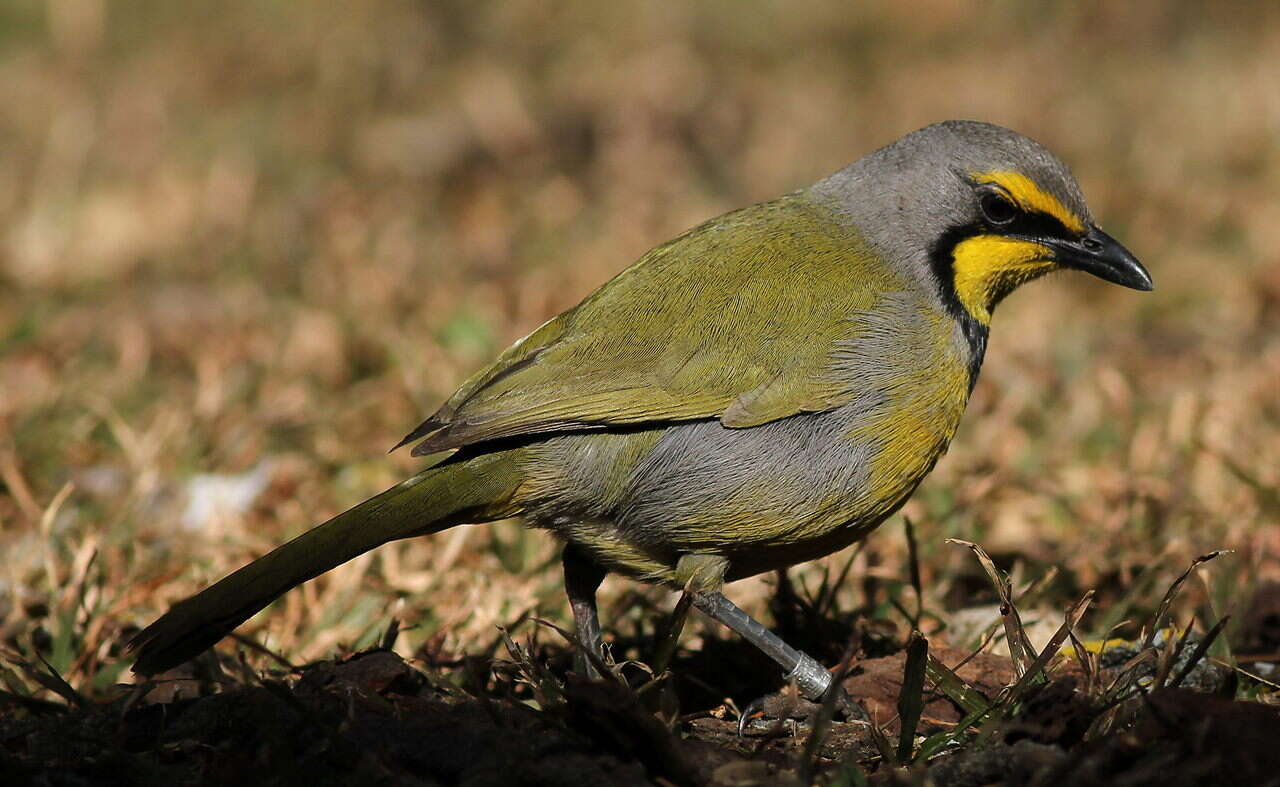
[2,0,1279,706]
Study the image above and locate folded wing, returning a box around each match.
[397,195,905,456]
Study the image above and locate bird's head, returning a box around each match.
[814,120,1152,326]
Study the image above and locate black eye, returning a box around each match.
[979,191,1017,225]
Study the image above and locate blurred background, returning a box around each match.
[1,0,1278,691]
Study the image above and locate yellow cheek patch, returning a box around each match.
[972,170,1087,235]
[952,235,1055,324]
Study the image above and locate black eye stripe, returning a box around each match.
[933,209,1078,264]
[973,185,1075,240]
[1002,208,1076,241]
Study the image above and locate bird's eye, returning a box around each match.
[979,191,1017,225]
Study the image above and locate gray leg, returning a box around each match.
[690,590,832,700]
[562,544,607,678]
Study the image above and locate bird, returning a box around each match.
[129,120,1152,705]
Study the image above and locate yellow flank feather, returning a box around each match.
[951,235,1055,324]
[971,170,1087,234]
[852,309,971,520]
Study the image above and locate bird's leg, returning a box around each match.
[674,553,831,699]
[675,554,859,734]
[688,590,832,701]
[562,543,607,679]
[691,590,868,734]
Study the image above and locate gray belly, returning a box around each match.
[518,403,921,583]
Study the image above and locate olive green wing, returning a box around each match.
[397,195,902,456]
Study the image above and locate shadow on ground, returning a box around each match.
[5,639,1280,786]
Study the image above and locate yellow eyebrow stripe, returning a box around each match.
[972,170,1087,234]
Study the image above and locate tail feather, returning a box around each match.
[130,453,522,675]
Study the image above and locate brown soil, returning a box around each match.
[5,643,1278,786]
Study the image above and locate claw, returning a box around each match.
[737,696,768,737]
[829,685,869,723]
[736,684,867,737]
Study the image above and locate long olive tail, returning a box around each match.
[129,452,523,676]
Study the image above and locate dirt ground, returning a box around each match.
[7,581,1280,786]
[6,639,1280,786]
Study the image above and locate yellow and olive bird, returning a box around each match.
[130,121,1151,700]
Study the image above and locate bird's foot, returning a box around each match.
[736,683,867,736]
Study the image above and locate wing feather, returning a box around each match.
[399,194,911,455]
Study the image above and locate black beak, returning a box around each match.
[1042,226,1153,291]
